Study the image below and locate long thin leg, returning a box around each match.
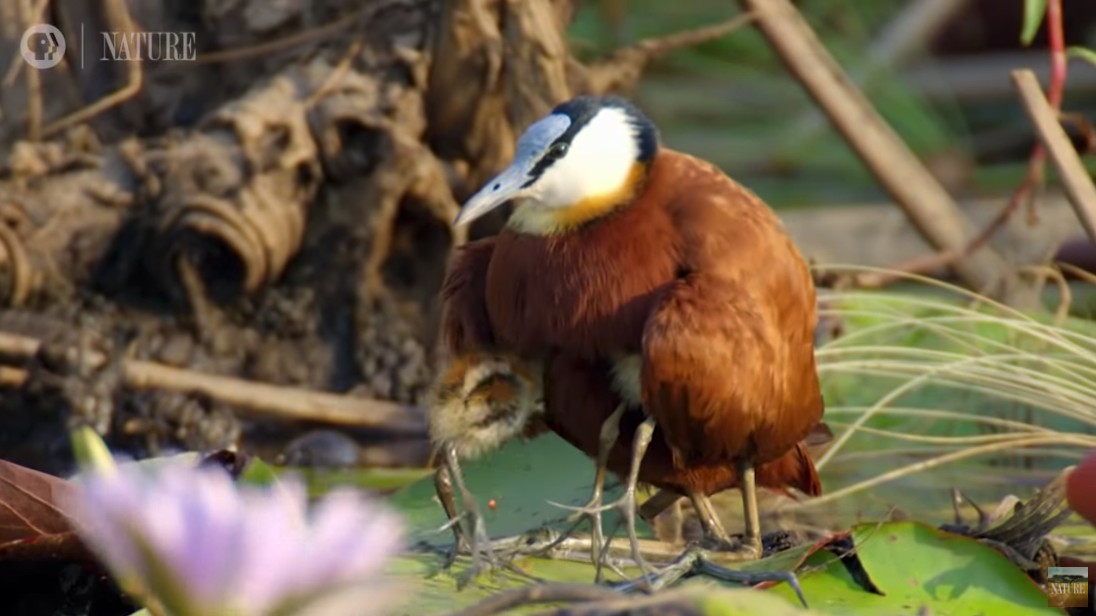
[434,462,470,567]
[736,458,763,558]
[687,490,734,549]
[443,445,495,580]
[617,415,657,580]
[552,415,658,582]
[562,403,625,578]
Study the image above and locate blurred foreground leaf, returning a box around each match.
[286,466,435,498]
[1022,0,1049,46]
[0,459,89,561]
[237,456,279,487]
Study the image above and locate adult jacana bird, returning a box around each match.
[439,94,826,578]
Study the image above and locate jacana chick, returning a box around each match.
[426,351,545,570]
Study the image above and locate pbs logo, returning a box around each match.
[20,24,66,70]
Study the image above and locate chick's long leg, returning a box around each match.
[553,414,658,582]
[441,444,496,578]
[433,461,470,567]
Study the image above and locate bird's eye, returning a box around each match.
[548,142,568,158]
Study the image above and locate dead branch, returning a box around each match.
[1058,261,1096,287]
[145,59,325,303]
[19,0,43,141]
[40,0,142,139]
[0,331,426,434]
[781,0,975,149]
[1013,70,1096,243]
[834,195,1030,289]
[195,3,390,65]
[822,0,1077,292]
[736,0,1038,307]
[0,218,34,306]
[580,12,757,95]
[1,0,50,88]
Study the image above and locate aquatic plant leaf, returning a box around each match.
[0,459,77,544]
[763,520,1063,615]
[1021,0,1048,46]
[0,459,95,562]
[387,433,637,545]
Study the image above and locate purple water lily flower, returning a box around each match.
[65,460,407,616]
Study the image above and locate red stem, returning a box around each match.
[1047,0,1067,109]
[1009,0,1067,225]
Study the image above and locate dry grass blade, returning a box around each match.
[800,264,1096,512]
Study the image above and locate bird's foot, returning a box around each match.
[437,509,510,588]
[610,546,809,608]
[549,485,655,582]
[697,534,762,560]
[464,510,506,584]
[440,530,471,571]
[554,492,612,579]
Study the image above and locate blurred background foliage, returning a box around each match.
[568,0,1096,209]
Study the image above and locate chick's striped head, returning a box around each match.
[427,353,544,461]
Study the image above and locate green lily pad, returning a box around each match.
[390,521,1065,616]
[763,520,1064,615]
[388,570,833,616]
[387,433,642,546]
[684,585,834,616]
[386,511,851,614]
[387,537,833,616]
[386,553,630,615]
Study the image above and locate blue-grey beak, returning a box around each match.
[453,160,532,227]
[453,112,571,227]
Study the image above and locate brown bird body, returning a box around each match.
[432,95,825,585]
[545,354,823,501]
[442,148,824,501]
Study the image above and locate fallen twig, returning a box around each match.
[0,331,426,434]
[1013,69,1096,243]
[736,0,1031,305]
